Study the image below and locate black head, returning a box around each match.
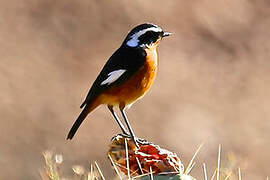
[123,23,171,48]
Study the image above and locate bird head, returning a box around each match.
[123,23,171,48]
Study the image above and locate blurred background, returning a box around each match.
[1,0,270,179]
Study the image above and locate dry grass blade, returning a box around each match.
[211,170,217,180]
[238,168,242,180]
[224,172,232,180]
[184,143,204,175]
[186,162,196,175]
[158,172,179,175]
[133,172,153,179]
[42,151,61,180]
[136,157,144,175]
[203,163,208,180]
[94,161,105,180]
[88,164,94,180]
[149,166,154,180]
[217,145,221,180]
[108,154,123,180]
[124,138,131,180]
[130,169,139,177]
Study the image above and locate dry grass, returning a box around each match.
[40,144,257,180]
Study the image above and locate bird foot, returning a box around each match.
[111,134,151,149]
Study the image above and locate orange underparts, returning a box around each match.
[100,45,159,107]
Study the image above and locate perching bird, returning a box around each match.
[67,23,171,147]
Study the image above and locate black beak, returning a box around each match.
[162,32,172,37]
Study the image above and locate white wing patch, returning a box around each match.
[126,27,162,47]
[101,69,127,85]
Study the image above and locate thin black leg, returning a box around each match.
[108,105,129,135]
[120,107,139,148]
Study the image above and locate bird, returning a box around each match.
[67,23,171,147]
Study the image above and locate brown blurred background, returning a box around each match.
[0,0,270,179]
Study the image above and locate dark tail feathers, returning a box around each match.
[67,105,90,140]
[80,100,86,109]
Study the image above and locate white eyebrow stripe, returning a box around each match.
[126,27,162,47]
[101,69,127,85]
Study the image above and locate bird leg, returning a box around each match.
[108,105,129,136]
[119,105,139,148]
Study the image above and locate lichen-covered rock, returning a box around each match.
[108,134,184,178]
[141,174,196,180]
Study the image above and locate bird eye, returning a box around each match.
[139,31,160,45]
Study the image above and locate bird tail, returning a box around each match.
[67,98,100,140]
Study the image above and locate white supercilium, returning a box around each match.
[126,27,162,47]
[101,69,127,85]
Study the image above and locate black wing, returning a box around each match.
[80,46,146,108]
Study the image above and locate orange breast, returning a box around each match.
[100,47,158,107]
